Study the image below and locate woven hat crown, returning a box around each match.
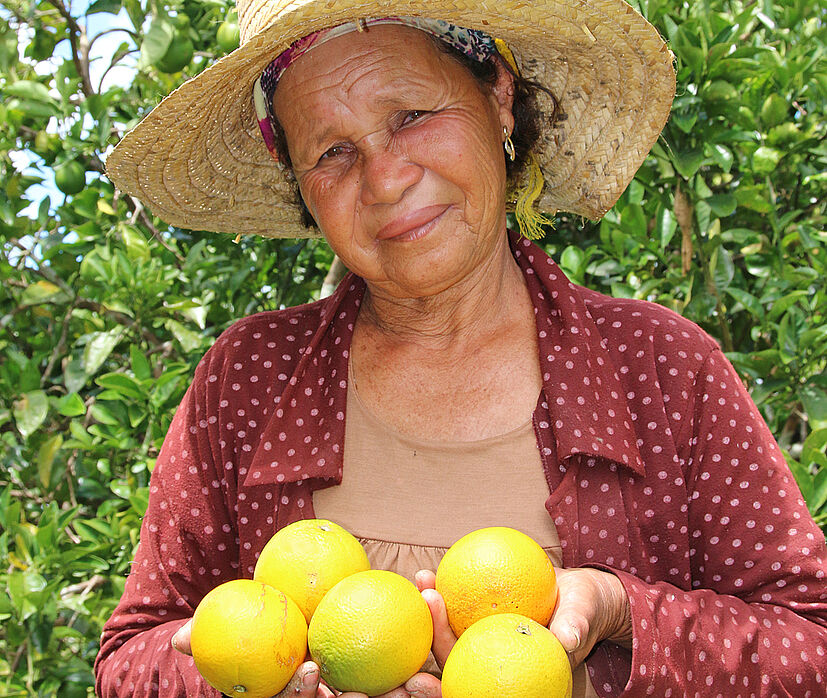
[105,0,675,238]
[238,0,305,44]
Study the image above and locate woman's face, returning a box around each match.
[273,25,515,300]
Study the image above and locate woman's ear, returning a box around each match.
[490,57,516,136]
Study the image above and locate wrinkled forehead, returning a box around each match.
[262,17,498,98]
[276,25,447,100]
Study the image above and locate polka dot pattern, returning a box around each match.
[95,233,827,697]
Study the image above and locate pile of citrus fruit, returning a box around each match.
[189,521,572,697]
[190,519,431,697]
[436,527,572,698]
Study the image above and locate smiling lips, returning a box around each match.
[376,204,451,242]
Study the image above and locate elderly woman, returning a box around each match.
[95,0,827,696]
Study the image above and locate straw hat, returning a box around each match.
[105,0,675,239]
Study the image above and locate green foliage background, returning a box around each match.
[0,0,825,695]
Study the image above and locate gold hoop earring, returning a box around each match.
[503,126,516,162]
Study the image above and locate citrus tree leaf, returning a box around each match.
[37,435,63,488]
[82,328,124,376]
[139,16,174,67]
[710,245,735,292]
[13,391,49,439]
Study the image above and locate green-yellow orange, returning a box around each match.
[308,570,433,696]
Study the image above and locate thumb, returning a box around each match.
[171,619,192,656]
[421,588,456,668]
[547,615,585,654]
[275,661,322,697]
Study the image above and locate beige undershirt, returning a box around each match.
[313,374,597,696]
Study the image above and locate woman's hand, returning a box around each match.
[411,566,631,672]
[547,567,632,668]
[170,619,337,697]
[335,672,441,697]
[414,569,457,669]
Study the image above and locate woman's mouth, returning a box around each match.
[376,204,451,242]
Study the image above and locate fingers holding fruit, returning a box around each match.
[271,662,333,698]
[547,567,632,669]
[433,527,572,696]
[170,618,192,655]
[413,570,457,669]
[336,671,442,697]
[185,522,578,697]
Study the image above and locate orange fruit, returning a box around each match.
[441,613,572,698]
[435,526,558,636]
[253,518,370,623]
[190,579,307,698]
[308,570,433,696]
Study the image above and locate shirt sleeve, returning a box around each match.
[94,347,239,697]
[612,348,827,695]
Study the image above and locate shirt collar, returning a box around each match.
[244,232,644,489]
[511,235,645,476]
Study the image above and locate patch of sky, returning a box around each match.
[9,0,138,219]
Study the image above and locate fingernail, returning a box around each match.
[569,624,581,648]
[302,668,318,688]
[170,631,180,651]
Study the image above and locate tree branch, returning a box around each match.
[73,297,164,348]
[321,255,348,298]
[47,0,95,97]
[125,196,186,266]
[41,300,76,388]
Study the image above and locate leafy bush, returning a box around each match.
[0,0,824,695]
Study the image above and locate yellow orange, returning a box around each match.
[308,570,433,696]
[253,518,370,623]
[435,526,558,636]
[190,579,307,698]
[441,613,572,698]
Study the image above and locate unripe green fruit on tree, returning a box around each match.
[217,21,240,52]
[155,33,194,73]
[173,13,190,30]
[704,80,737,103]
[54,161,86,196]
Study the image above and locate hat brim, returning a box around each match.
[105,0,675,238]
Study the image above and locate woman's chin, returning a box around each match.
[350,211,505,299]
[373,246,485,300]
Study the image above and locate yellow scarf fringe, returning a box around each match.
[510,153,555,241]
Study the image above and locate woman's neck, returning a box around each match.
[358,235,528,351]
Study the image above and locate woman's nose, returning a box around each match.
[359,147,423,206]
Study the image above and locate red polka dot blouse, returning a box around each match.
[95,233,827,696]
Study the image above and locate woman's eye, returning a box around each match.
[319,145,348,161]
[402,110,429,125]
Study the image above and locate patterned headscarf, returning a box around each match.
[253,17,509,162]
